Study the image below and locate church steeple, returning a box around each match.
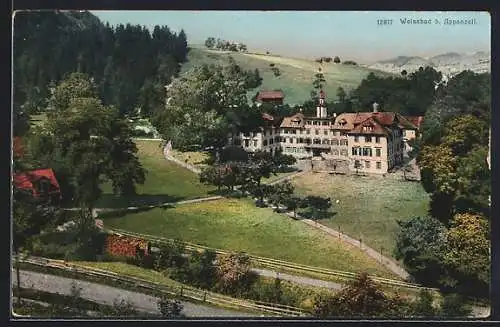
[316,89,328,118]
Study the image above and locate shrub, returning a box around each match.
[157,297,184,318]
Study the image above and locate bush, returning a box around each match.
[157,297,184,318]
[342,60,357,66]
[153,241,187,271]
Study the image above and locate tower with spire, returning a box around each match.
[316,89,328,118]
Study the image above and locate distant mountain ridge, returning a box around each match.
[366,51,490,75]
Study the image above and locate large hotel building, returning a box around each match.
[229,90,421,175]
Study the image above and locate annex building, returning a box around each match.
[229,90,421,175]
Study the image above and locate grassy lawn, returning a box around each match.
[102,197,397,279]
[96,140,215,208]
[262,171,299,184]
[292,173,430,258]
[183,47,393,106]
[76,261,182,287]
[169,149,211,169]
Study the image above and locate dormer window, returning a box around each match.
[338,119,347,126]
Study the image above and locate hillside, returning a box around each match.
[181,47,393,106]
[366,51,490,76]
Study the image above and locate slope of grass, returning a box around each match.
[97,140,215,208]
[102,197,396,279]
[292,173,430,257]
[76,261,182,288]
[182,47,393,105]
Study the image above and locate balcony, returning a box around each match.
[304,143,330,149]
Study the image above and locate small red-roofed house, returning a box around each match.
[13,168,62,203]
[255,91,285,105]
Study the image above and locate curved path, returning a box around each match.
[12,270,257,318]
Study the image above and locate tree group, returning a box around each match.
[395,70,491,298]
[14,11,188,119]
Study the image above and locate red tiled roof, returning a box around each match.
[405,116,424,130]
[256,91,284,100]
[13,168,61,197]
[350,116,392,136]
[280,113,305,128]
[262,113,274,121]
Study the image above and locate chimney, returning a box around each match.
[372,102,379,113]
[316,106,321,118]
[333,112,337,118]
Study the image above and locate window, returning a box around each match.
[269,139,274,145]
[284,129,289,134]
[334,131,339,136]
[352,147,360,156]
[292,129,297,134]
[315,130,319,135]
[323,139,330,145]
[376,136,381,143]
[253,140,258,147]
[340,149,348,156]
[290,138,294,144]
[244,140,249,147]
[341,132,347,137]
[314,139,321,145]
[306,129,311,135]
[306,121,311,125]
[324,130,328,135]
[263,140,268,146]
[244,132,250,137]
[322,121,329,126]
[333,149,339,155]
[332,139,339,146]
[362,147,372,157]
[376,162,381,169]
[354,136,359,142]
[354,160,361,169]
[376,148,381,157]
[365,161,370,169]
[365,136,372,142]
[340,139,348,146]
[39,179,50,194]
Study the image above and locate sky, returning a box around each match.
[91,11,490,63]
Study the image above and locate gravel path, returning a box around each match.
[252,268,342,291]
[12,270,257,318]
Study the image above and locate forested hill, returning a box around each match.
[13,10,188,117]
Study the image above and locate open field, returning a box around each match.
[292,173,430,257]
[101,197,396,278]
[182,47,393,105]
[169,149,211,169]
[97,140,215,208]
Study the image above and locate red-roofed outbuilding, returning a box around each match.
[256,91,284,105]
[13,168,62,202]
